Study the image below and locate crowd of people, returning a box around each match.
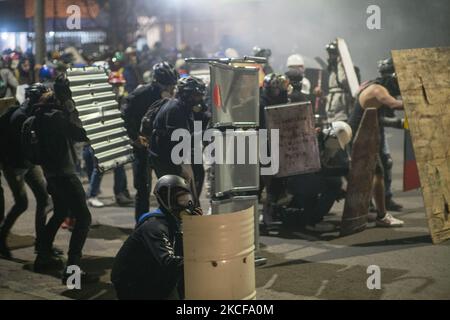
[0,38,406,299]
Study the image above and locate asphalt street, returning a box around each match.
[0,127,449,300]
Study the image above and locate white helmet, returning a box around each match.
[287,54,305,67]
[331,121,352,149]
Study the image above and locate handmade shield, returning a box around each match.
[183,207,256,300]
[212,129,260,196]
[393,47,450,244]
[340,108,380,236]
[67,66,133,172]
[210,62,259,128]
[337,38,360,98]
[265,102,321,178]
[211,195,260,251]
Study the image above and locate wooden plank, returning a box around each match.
[337,38,360,98]
[392,47,450,244]
[340,108,380,236]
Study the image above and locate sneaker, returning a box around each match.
[0,241,12,260]
[61,267,100,286]
[88,197,105,208]
[385,197,403,212]
[115,192,134,206]
[305,222,336,233]
[34,254,65,273]
[376,213,404,228]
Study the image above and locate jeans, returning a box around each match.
[0,165,49,244]
[380,136,393,198]
[37,174,91,265]
[83,145,129,198]
[133,148,153,220]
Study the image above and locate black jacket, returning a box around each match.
[149,98,194,162]
[121,84,162,141]
[34,100,88,177]
[111,208,183,300]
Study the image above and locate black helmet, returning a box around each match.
[25,83,50,105]
[152,62,178,86]
[378,58,400,96]
[176,76,207,99]
[154,175,191,212]
[326,41,338,54]
[263,73,289,91]
[253,46,272,59]
[378,58,395,77]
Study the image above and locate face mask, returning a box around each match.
[176,192,193,208]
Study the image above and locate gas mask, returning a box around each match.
[174,192,196,216]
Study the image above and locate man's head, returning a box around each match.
[263,73,289,102]
[323,121,353,152]
[125,46,138,65]
[39,65,54,82]
[175,76,207,108]
[25,83,51,106]
[286,54,305,74]
[152,62,179,97]
[378,58,401,97]
[253,47,272,59]
[154,175,194,219]
[326,41,338,58]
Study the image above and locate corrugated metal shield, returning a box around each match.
[67,66,133,172]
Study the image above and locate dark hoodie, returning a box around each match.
[111,207,184,300]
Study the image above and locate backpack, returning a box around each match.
[21,109,65,166]
[140,97,170,140]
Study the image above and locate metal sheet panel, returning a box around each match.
[68,66,133,172]
[210,63,259,128]
[213,130,260,196]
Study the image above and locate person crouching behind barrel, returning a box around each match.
[111,175,203,300]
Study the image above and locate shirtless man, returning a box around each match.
[348,58,404,227]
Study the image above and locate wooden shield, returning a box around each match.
[340,108,380,236]
[393,47,450,244]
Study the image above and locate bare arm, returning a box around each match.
[374,86,403,110]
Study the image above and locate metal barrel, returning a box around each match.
[183,207,256,300]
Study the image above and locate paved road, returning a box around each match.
[0,128,449,300]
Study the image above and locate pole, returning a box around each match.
[34,0,46,65]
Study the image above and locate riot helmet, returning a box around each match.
[176,76,207,108]
[25,83,51,105]
[378,58,401,97]
[154,175,193,215]
[152,62,179,86]
[263,73,289,100]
